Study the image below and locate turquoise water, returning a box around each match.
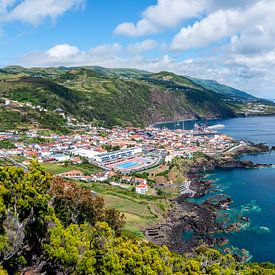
[116,161,139,169]
[157,116,275,262]
[208,166,275,262]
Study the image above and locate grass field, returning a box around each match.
[86,183,170,238]
[41,163,73,174]
[103,194,153,218]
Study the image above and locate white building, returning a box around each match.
[51,154,70,162]
[71,148,99,159]
[92,147,142,163]
[135,184,148,195]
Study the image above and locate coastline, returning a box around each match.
[150,115,226,127]
[150,113,275,128]
[145,142,273,261]
[150,117,198,127]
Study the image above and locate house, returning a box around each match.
[51,153,70,162]
[24,151,39,159]
[135,184,148,195]
[40,150,51,159]
[70,156,82,164]
[80,175,93,182]
[91,172,109,182]
[59,170,84,179]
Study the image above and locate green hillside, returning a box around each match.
[188,77,256,100]
[1,164,275,274]
[0,66,274,131]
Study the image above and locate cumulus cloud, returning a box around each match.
[114,0,263,37]
[18,41,275,98]
[230,27,275,55]
[89,43,122,57]
[13,0,275,99]
[206,0,258,11]
[171,0,275,51]
[46,44,80,59]
[0,0,84,25]
[127,39,158,54]
[114,0,203,36]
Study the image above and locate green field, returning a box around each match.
[85,183,170,238]
[41,163,73,174]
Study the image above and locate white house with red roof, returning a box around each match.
[135,183,148,195]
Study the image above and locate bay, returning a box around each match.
[154,115,275,146]
[156,116,275,262]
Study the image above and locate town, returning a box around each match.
[0,124,236,195]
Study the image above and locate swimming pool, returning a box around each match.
[115,161,140,169]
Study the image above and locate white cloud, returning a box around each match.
[18,41,275,98]
[114,0,263,37]
[0,0,84,25]
[46,44,80,59]
[127,39,158,54]
[171,0,275,50]
[230,26,275,55]
[89,43,122,57]
[114,0,203,36]
[20,43,123,67]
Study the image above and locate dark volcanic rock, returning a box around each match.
[145,143,273,254]
[145,200,219,253]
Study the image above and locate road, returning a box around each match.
[178,181,196,197]
[0,153,28,170]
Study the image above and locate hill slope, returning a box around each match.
[0,66,274,131]
[1,165,275,273]
[188,77,256,100]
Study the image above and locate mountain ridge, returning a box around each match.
[0,66,274,131]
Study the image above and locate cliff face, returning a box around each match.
[0,66,273,130]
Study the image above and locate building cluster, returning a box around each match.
[0,125,236,195]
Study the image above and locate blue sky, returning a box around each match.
[0,0,275,98]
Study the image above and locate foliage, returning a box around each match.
[50,178,125,232]
[1,66,273,130]
[0,109,28,130]
[43,225,275,274]
[192,151,210,160]
[101,144,121,152]
[131,171,149,179]
[0,163,275,274]
[0,140,15,150]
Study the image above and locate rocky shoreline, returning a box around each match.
[145,142,273,260]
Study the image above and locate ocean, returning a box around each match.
[155,116,275,146]
[155,116,275,262]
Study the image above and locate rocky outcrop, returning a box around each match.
[146,143,273,254]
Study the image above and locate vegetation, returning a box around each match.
[0,140,15,150]
[0,66,274,131]
[85,183,169,237]
[41,162,103,175]
[101,144,121,152]
[0,163,275,273]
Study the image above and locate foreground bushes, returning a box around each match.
[0,164,275,274]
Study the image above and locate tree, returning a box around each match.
[50,178,125,233]
[1,164,275,274]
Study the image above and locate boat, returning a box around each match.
[206,124,225,130]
